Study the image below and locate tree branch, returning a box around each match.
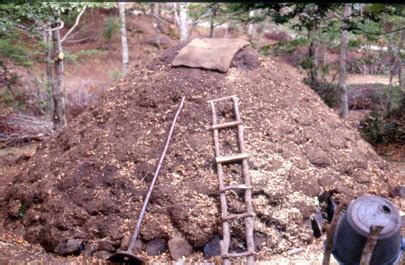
[146,13,171,25]
[61,6,87,43]
[213,10,245,28]
[360,27,405,36]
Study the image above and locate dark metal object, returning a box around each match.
[107,97,185,264]
[311,210,324,238]
[332,195,402,265]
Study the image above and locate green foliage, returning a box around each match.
[360,111,384,144]
[64,49,101,65]
[348,37,362,49]
[360,89,405,145]
[304,79,339,108]
[109,69,122,81]
[266,37,309,55]
[103,17,119,43]
[18,203,28,218]
[359,110,404,145]
[0,38,32,67]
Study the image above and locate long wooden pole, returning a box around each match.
[127,97,185,251]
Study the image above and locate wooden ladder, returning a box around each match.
[208,95,255,265]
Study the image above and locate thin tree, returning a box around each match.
[173,3,180,27]
[209,3,219,38]
[338,4,351,118]
[247,10,256,41]
[179,3,189,42]
[153,3,162,49]
[50,17,67,129]
[118,1,129,76]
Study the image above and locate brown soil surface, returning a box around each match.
[1,46,399,262]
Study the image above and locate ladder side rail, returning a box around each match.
[233,97,255,265]
[210,102,231,264]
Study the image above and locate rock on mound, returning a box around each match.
[3,47,395,259]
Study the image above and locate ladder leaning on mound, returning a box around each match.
[208,95,255,265]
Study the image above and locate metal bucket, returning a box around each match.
[332,195,402,265]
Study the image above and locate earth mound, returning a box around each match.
[3,47,396,260]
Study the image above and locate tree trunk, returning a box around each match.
[386,68,394,112]
[179,3,188,42]
[173,3,180,27]
[308,25,319,84]
[51,21,67,129]
[256,18,267,51]
[153,3,161,49]
[317,38,327,80]
[399,29,404,90]
[224,23,229,38]
[118,2,129,76]
[209,4,219,38]
[45,30,54,114]
[338,4,351,118]
[247,10,256,41]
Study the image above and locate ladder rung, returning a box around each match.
[222,212,254,221]
[207,95,237,103]
[212,120,242,130]
[220,184,251,192]
[216,153,248,163]
[223,250,255,258]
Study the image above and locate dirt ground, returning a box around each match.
[347,74,400,86]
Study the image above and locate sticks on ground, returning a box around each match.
[322,201,347,265]
[0,114,53,147]
[360,225,384,265]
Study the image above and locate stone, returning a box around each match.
[203,235,221,259]
[395,185,405,198]
[56,239,83,256]
[305,146,332,168]
[254,232,266,251]
[145,238,167,256]
[93,250,113,259]
[130,239,144,252]
[119,233,130,250]
[98,239,115,252]
[83,242,98,257]
[168,235,193,260]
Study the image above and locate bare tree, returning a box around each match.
[386,35,402,112]
[247,10,256,41]
[179,3,189,42]
[209,3,219,38]
[153,3,162,49]
[173,3,180,27]
[398,29,404,90]
[51,18,67,129]
[338,4,351,118]
[43,30,53,113]
[118,1,129,76]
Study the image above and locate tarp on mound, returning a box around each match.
[171,38,249,72]
[3,46,397,261]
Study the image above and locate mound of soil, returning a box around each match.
[2,47,396,260]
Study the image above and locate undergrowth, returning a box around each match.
[359,91,405,145]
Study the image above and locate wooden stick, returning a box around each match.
[127,96,185,252]
[210,101,231,264]
[322,202,346,265]
[360,225,384,265]
[233,97,255,265]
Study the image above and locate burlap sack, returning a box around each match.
[171,38,249,72]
